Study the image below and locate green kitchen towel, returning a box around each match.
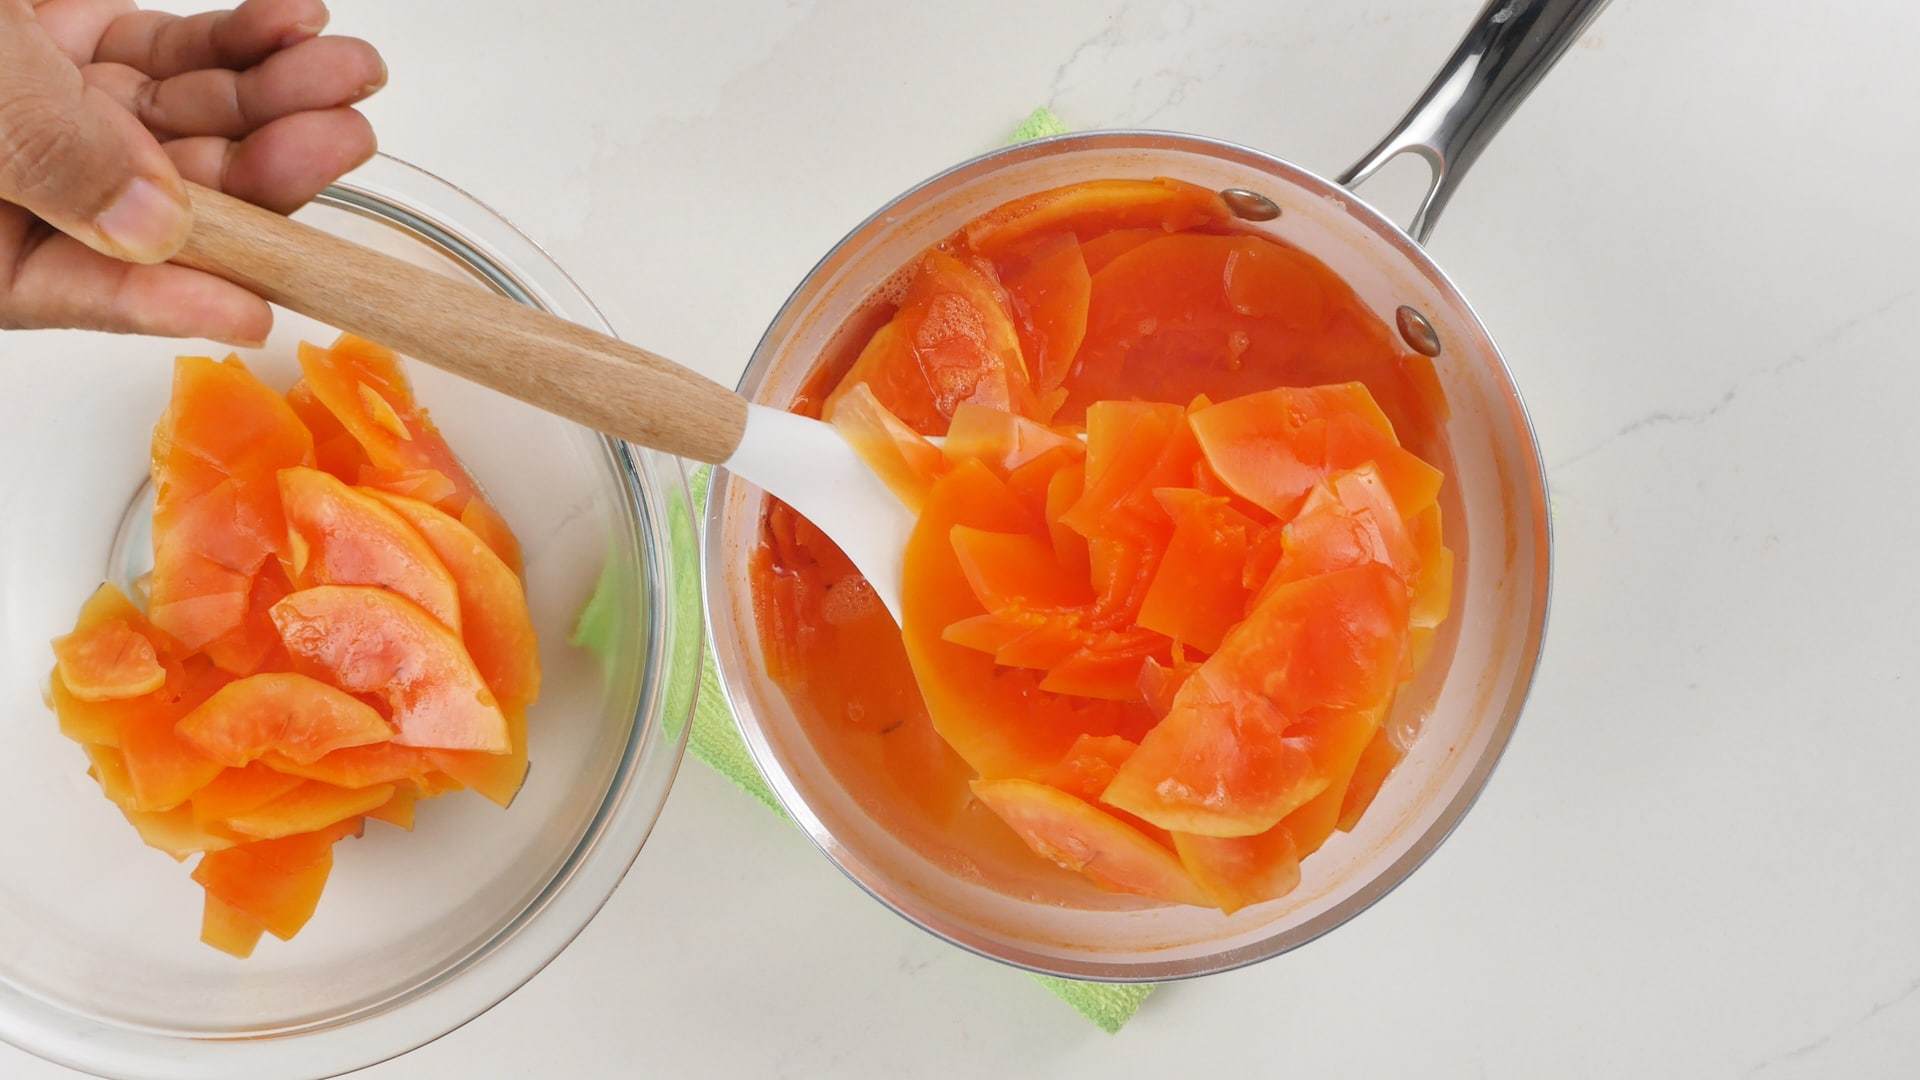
[1007,105,1072,143]
[577,109,1153,1034]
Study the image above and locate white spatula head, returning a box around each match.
[721,404,919,623]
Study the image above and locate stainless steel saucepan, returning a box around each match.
[706,0,1603,980]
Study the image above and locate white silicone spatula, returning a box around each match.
[174,183,920,619]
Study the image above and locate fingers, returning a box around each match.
[93,0,331,78]
[85,35,384,139]
[0,210,273,344]
[164,107,376,214]
[0,4,190,263]
[28,0,138,66]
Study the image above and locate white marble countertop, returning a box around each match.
[13,0,1920,1076]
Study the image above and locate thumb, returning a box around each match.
[0,4,191,264]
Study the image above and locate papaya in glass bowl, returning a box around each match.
[0,156,699,1078]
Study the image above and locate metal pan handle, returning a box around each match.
[1339,0,1612,244]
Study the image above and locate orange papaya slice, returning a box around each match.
[971,778,1206,906]
[964,178,1227,260]
[824,381,947,512]
[272,586,509,753]
[176,672,392,768]
[363,490,540,710]
[279,466,464,633]
[1172,826,1302,914]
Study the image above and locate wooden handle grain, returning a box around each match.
[173,182,749,464]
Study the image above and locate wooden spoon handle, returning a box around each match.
[173,182,749,464]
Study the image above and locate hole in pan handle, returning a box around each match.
[1338,0,1613,245]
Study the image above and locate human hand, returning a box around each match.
[0,0,383,344]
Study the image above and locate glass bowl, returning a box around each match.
[0,156,700,1077]
[705,131,1551,981]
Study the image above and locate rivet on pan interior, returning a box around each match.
[1396,305,1442,357]
[1219,188,1281,221]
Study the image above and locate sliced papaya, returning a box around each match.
[150,357,314,649]
[901,460,1146,778]
[151,355,314,557]
[1338,726,1407,833]
[190,762,307,826]
[147,540,253,654]
[1060,400,1187,541]
[364,786,417,830]
[1063,235,1356,423]
[121,803,243,861]
[970,778,1207,906]
[191,823,355,941]
[963,178,1227,260]
[943,609,1047,660]
[824,381,947,512]
[362,490,541,710]
[50,651,213,750]
[105,657,230,812]
[997,233,1092,400]
[1274,705,1386,858]
[1190,386,1344,522]
[1043,733,1173,847]
[53,617,164,702]
[989,612,1090,671]
[1100,674,1325,837]
[426,708,529,809]
[1042,459,1090,581]
[1220,237,1330,331]
[294,336,476,509]
[271,586,511,753]
[1043,733,1137,802]
[176,672,393,767]
[822,251,1035,432]
[1101,565,1407,836]
[1234,563,1409,717]
[1408,504,1454,630]
[221,780,394,840]
[51,584,167,701]
[1037,630,1164,702]
[1076,227,1164,275]
[288,378,371,481]
[414,770,464,797]
[279,466,464,633]
[120,706,226,813]
[1003,445,1080,525]
[296,335,523,574]
[949,526,1092,611]
[1260,464,1419,603]
[942,404,1084,481]
[261,741,435,788]
[359,466,460,508]
[201,561,294,677]
[82,744,139,809]
[1323,413,1443,518]
[1137,654,1198,718]
[458,498,524,579]
[90,744,240,858]
[1135,494,1255,653]
[201,892,267,958]
[1172,826,1302,914]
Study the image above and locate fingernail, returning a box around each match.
[363,57,389,95]
[282,18,328,47]
[95,178,191,264]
